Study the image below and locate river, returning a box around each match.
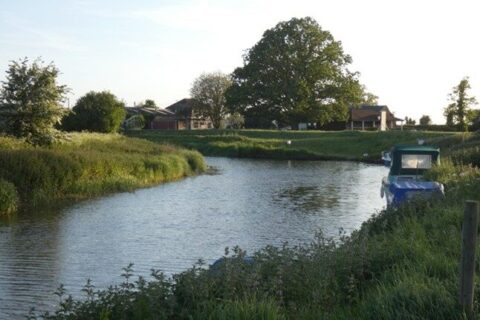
[0,157,387,318]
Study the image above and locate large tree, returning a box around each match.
[62,91,126,133]
[444,77,477,131]
[226,17,364,128]
[0,58,68,145]
[190,72,232,129]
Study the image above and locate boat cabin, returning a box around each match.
[389,145,440,177]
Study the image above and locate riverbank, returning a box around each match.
[36,132,480,319]
[127,129,456,162]
[0,133,206,216]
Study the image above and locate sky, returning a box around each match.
[1,0,479,124]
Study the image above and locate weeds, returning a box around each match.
[0,133,206,213]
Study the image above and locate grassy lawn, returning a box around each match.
[127,129,458,162]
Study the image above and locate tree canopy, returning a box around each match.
[226,17,366,128]
[191,72,232,129]
[62,91,126,133]
[419,115,432,126]
[0,58,68,145]
[143,99,157,109]
[444,77,477,131]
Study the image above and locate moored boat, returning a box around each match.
[381,145,444,207]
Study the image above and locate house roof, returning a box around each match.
[125,106,175,117]
[350,105,403,122]
[165,98,195,113]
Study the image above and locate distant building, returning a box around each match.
[125,106,177,130]
[165,98,213,130]
[348,105,403,131]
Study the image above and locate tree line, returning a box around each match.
[1,17,478,146]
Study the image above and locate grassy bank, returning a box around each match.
[0,133,206,216]
[127,129,456,162]
[32,132,480,319]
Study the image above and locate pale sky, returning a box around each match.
[1,0,479,124]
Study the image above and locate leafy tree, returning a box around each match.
[62,91,126,133]
[143,99,157,109]
[190,72,232,129]
[0,58,68,145]
[225,112,245,129]
[404,117,416,125]
[419,115,432,126]
[360,87,379,105]
[444,103,455,127]
[226,17,364,128]
[444,77,477,131]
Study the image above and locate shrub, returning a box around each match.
[62,91,126,133]
[0,178,19,216]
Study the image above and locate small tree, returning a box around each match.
[404,117,416,125]
[62,91,126,133]
[444,77,477,131]
[419,115,432,126]
[143,99,157,109]
[190,72,232,129]
[225,112,245,129]
[0,58,68,145]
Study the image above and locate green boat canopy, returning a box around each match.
[389,145,440,176]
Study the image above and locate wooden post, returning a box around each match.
[460,200,479,319]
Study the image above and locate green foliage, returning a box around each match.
[0,133,205,209]
[143,99,157,109]
[0,58,68,146]
[224,112,245,129]
[62,91,126,133]
[419,115,432,126]
[226,17,365,128]
[444,77,477,131]
[191,72,232,129]
[404,116,416,125]
[0,178,18,216]
[124,114,146,130]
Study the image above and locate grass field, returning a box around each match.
[0,133,206,216]
[127,129,458,162]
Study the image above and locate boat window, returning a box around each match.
[401,154,432,169]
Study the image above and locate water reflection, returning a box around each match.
[0,157,387,318]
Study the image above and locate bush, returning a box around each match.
[62,91,126,133]
[0,178,19,216]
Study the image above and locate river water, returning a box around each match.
[0,157,387,318]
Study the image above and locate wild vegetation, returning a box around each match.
[27,131,480,319]
[0,133,205,216]
[127,129,455,162]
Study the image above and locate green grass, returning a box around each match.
[127,129,457,162]
[0,133,206,215]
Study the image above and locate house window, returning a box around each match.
[193,121,199,129]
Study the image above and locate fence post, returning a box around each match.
[460,200,479,319]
